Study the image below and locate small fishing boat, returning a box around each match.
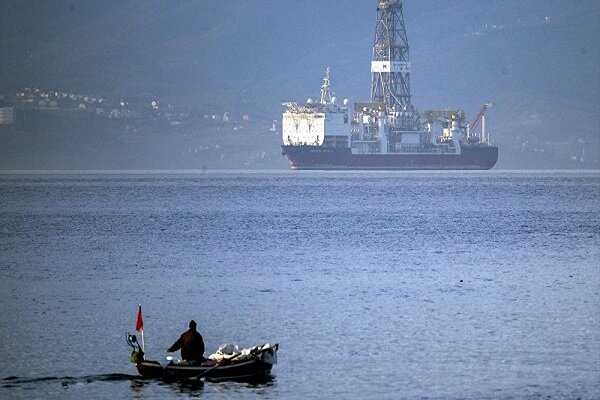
[127,334,278,381]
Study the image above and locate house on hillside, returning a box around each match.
[0,101,15,124]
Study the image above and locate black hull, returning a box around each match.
[281,145,498,170]
[134,343,278,381]
[136,359,274,381]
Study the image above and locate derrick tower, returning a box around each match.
[370,0,412,119]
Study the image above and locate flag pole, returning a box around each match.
[136,304,145,353]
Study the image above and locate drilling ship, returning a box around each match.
[281,0,498,170]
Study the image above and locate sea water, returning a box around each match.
[0,171,598,399]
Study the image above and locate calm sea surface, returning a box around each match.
[0,171,598,399]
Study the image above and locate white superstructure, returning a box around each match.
[282,69,491,156]
[282,69,350,148]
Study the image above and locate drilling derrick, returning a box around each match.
[370,0,413,128]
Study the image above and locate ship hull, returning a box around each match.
[282,145,498,171]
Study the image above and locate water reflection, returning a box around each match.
[202,375,277,396]
[166,380,205,397]
[129,374,276,397]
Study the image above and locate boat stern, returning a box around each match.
[136,360,165,378]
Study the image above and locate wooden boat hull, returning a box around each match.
[135,343,278,381]
[137,359,274,380]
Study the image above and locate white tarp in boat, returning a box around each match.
[208,343,277,365]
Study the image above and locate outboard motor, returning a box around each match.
[126,333,145,364]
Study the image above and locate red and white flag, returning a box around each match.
[135,305,143,332]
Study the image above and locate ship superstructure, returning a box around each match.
[282,68,350,150]
[281,0,498,170]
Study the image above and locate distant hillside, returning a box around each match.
[0,108,286,170]
[1,0,598,169]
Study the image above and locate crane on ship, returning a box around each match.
[469,102,493,144]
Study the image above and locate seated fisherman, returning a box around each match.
[167,320,206,362]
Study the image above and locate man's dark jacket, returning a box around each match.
[168,328,205,362]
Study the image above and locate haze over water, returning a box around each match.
[0,171,599,399]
